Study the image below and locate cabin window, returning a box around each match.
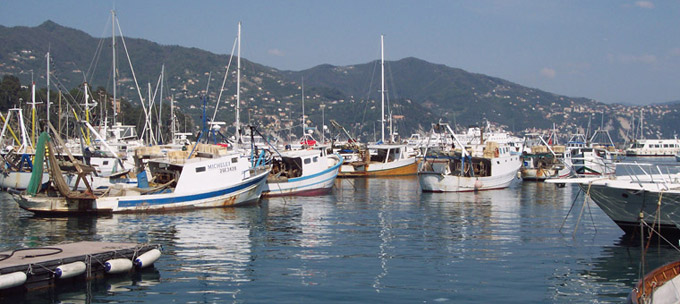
[103,161,109,165]
[232,157,238,163]
[196,166,206,173]
[313,156,318,163]
[304,158,311,164]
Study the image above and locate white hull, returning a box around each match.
[521,166,571,181]
[419,155,521,192]
[579,177,680,234]
[0,171,49,190]
[263,155,342,197]
[14,169,269,214]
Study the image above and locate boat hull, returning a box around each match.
[419,169,518,192]
[263,158,341,197]
[581,183,680,235]
[13,169,269,214]
[521,166,570,181]
[0,171,49,191]
[339,159,417,177]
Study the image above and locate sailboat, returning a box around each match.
[338,35,417,177]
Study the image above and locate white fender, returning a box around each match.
[0,271,27,290]
[55,261,86,279]
[134,249,161,269]
[105,258,133,274]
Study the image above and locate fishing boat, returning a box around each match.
[519,134,572,181]
[520,148,571,181]
[563,134,616,176]
[339,143,417,177]
[418,122,522,192]
[263,148,343,197]
[12,132,270,214]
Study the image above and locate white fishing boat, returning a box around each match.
[563,134,616,176]
[13,134,270,214]
[263,149,343,197]
[519,134,572,181]
[418,122,522,192]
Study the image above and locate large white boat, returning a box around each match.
[263,149,343,197]
[625,139,680,157]
[547,164,680,237]
[13,137,270,214]
[418,122,522,192]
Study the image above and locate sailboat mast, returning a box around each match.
[171,94,175,144]
[380,34,385,143]
[84,82,91,145]
[235,21,241,143]
[46,52,50,127]
[112,10,117,126]
[31,82,36,147]
[301,77,305,139]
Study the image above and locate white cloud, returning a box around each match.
[268,49,284,56]
[634,1,655,9]
[608,53,657,64]
[540,67,556,79]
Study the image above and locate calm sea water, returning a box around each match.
[1,157,679,303]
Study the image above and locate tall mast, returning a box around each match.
[84,82,91,145]
[301,77,305,139]
[31,81,37,146]
[380,34,385,143]
[158,64,164,144]
[235,21,241,143]
[46,52,50,127]
[170,94,175,144]
[112,10,117,126]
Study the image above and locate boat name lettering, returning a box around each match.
[207,162,237,173]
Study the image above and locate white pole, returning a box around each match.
[158,64,164,143]
[171,94,175,145]
[301,77,305,139]
[235,21,241,144]
[112,10,117,126]
[46,51,50,126]
[380,34,385,143]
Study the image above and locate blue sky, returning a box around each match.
[1,0,679,105]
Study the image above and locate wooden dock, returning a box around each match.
[0,241,160,293]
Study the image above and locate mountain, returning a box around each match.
[0,21,677,143]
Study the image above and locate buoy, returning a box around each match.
[105,258,133,274]
[0,271,27,290]
[134,249,161,269]
[55,261,86,279]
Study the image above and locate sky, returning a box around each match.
[1,0,680,105]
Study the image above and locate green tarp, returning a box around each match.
[27,132,48,195]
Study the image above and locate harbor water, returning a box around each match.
[1,159,679,303]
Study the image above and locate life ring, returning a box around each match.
[494,148,499,158]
